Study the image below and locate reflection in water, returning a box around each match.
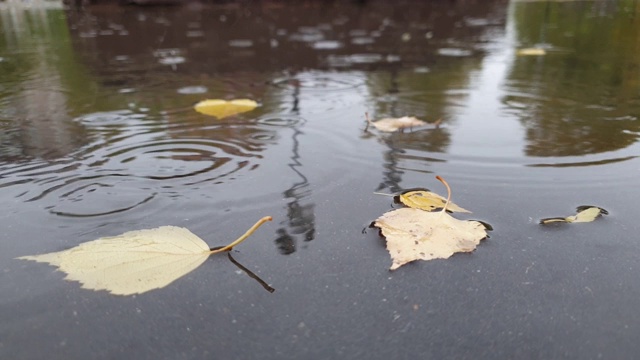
[372,129,449,193]
[63,0,509,74]
[0,8,90,161]
[0,108,274,217]
[371,70,411,193]
[505,1,640,157]
[375,146,403,193]
[365,70,453,192]
[527,155,638,168]
[274,80,316,255]
[1,0,637,238]
[226,252,275,293]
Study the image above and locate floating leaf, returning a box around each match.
[194,99,258,119]
[374,176,487,270]
[16,216,272,296]
[397,189,470,213]
[365,112,435,132]
[517,48,546,56]
[368,116,425,132]
[540,206,607,224]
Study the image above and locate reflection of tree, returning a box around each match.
[365,69,455,192]
[0,8,90,161]
[274,82,315,255]
[371,70,408,193]
[375,146,403,193]
[372,128,449,193]
[507,1,640,157]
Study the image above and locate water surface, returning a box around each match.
[2,1,640,359]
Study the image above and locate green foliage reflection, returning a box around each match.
[507,1,640,157]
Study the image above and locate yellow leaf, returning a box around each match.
[568,207,604,223]
[17,216,271,295]
[375,208,487,270]
[373,176,487,270]
[194,99,258,119]
[399,190,470,213]
[517,48,546,56]
[540,206,607,224]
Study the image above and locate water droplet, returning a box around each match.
[177,86,207,95]
[229,39,253,48]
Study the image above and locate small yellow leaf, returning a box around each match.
[194,99,258,119]
[517,48,546,56]
[17,216,272,295]
[399,190,470,213]
[540,206,607,224]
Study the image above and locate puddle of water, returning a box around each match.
[2,1,640,359]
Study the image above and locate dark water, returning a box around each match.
[2,1,640,358]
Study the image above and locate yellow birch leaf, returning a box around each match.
[399,190,471,213]
[16,216,271,296]
[194,99,258,119]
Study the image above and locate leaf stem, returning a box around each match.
[364,112,372,131]
[210,216,273,254]
[435,175,451,214]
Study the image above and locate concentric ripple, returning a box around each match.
[268,71,367,113]
[0,110,275,218]
[270,70,364,92]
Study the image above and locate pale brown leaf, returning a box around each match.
[368,116,427,132]
[374,208,487,270]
